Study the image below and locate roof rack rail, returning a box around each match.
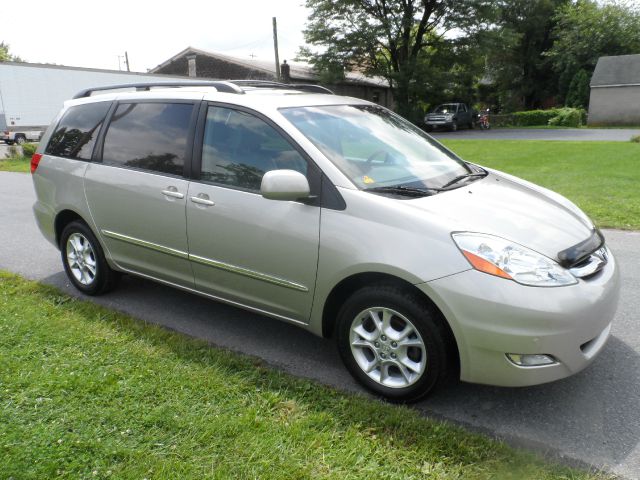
[72,81,245,99]
[229,80,334,94]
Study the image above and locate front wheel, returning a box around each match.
[15,135,26,145]
[450,122,458,132]
[336,285,451,402]
[60,221,119,295]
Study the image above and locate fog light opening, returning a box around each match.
[506,353,557,367]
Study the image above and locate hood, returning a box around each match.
[405,170,596,261]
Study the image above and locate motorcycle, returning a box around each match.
[479,109,491,130]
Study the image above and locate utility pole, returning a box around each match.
[124,51,130,72]
[272,17,281,82]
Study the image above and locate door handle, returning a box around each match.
[161,187,184,199]
[190,194,215,206]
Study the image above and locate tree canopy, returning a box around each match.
[548,0,640,105]
[0,42,24,62]
[298,0,492,121]
[299,0,640,116]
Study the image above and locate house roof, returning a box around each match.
[149,46,389,88]
[591,54,640,87]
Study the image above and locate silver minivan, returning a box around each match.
[31,81,620,401]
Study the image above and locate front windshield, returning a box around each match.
[280,105,470,190]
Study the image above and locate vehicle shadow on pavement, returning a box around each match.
[419,335,640,470]
[40,270,640,473]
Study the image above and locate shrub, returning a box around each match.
[4,145,19,159]
[514,109,559,126]
[548,108,586,127]
[631,135,640,143]
[21,142,38,157]
[491,108,586,128]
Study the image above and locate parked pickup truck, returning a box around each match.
[1,129,41,145]
[424,103,475,132]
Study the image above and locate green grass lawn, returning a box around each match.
[0,272,605,480]
[442,140,640,230]
[0,155,30,173]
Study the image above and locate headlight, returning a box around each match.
[452,233,577,287]
[445,113,454,120]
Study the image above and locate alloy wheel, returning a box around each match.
[66,232,97,286]
[349,307,427,388]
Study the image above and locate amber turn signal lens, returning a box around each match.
[461,250,513,280]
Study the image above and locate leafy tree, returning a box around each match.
[0,42,24,62]
[0,42,10,61]
[479,0,568,111]
[413,35,486,113]
[564,68,590,108]
[548,0,640,104]
[298,0,492,122]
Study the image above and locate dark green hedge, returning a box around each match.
[492,108,587,128]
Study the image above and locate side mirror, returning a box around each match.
[261,169,310,201]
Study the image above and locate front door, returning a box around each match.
[186,105,320,321]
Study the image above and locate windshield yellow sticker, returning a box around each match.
[363,175,375,184]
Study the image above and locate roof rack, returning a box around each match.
[72,79,334,99]
[229,80,334,94]
[72,81,245,99]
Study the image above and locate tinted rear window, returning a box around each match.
[102,103,193,176]
[45,102,111,160]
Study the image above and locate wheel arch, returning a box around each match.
[54,209,88,248]
[321,271,460,374]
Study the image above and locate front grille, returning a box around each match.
[569,247,608,279]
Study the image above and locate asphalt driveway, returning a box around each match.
[1,171,639,479]
[432,127,640,141]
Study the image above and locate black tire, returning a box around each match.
[468,121,474,129]
[60,220,119,295]
[450,121,458,132]
[15,135,26,145]
[336,284,452,402]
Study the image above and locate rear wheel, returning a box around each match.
[60,221,119,295]
[336,284,451,402]
[15,135,26,145]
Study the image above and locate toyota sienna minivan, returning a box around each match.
[31,81,620,401]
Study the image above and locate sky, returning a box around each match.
[2,0,311,72]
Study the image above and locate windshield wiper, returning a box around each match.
[439,171,487,190]
[364,185,440,197]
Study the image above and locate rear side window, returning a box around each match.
[102,103,194,176]
[45,102,111,160]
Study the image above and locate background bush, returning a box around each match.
[491,108,586,127]
[4,145,19,159]
[548,108,587,127]
[21,143,38,157]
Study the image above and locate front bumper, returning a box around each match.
[425,119,454,127]
[417,247,620,387]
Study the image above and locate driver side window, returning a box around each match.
[200,106,308,192]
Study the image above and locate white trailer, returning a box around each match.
[0,61,191,144]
